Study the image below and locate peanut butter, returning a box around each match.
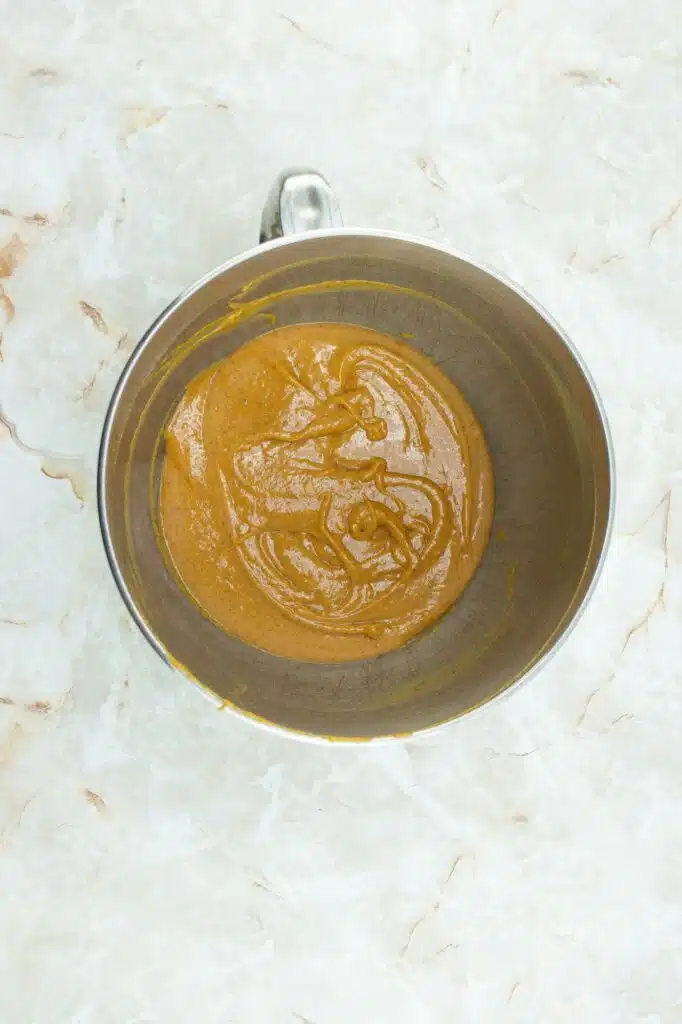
[159,323,494,661]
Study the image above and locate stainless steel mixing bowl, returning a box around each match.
[98,169,614,741]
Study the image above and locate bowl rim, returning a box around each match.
[97,226,616,744]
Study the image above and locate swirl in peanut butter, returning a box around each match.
[159,323,494,661]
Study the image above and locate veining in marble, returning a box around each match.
[1,1,682,1020]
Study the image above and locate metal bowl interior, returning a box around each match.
[98,231,613,740]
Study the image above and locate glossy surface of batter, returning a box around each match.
[159,323,494,661]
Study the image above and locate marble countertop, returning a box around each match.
[1,2,682,1021]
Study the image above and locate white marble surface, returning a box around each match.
[1,1,682,1020]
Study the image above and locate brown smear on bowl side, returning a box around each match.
[158,323,494,662]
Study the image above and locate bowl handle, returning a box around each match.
[259,168,343,242]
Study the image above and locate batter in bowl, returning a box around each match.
[159,323,494,662]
